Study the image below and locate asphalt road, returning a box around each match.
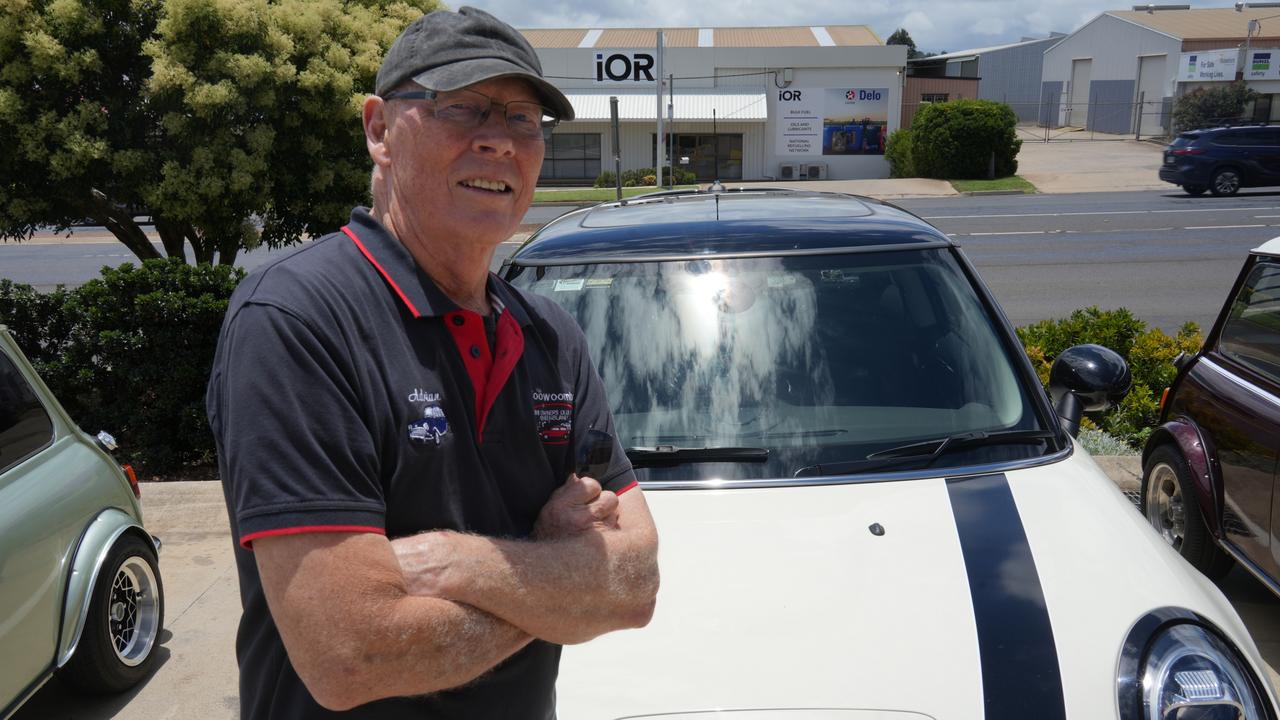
[895,189,1280,332]
[5,189,1279,334]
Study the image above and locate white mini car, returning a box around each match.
[503,190,1280,720]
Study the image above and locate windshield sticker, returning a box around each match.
[585,278,613,288]
[821,269,860,285]
[767,274,797,288]
[554,278,586,292]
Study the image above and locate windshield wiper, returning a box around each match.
[626,445,769,468]
[793,429,1056,478]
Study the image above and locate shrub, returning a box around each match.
[1173,82,1257,131]
[1077,427,1138,456]
[593,171,617,188]
[910,99,1021,179]
[594,167,696,188]
[1016,307,1202,450]
[886,128,915,178]
[0,259,244,475]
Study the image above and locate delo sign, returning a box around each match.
[594,52,656,84]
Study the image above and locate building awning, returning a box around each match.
[564,92,768,122]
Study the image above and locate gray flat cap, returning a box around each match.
[376,6,575,121]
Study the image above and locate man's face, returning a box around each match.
[383,76,546,250]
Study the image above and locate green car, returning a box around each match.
[0,325,164,718]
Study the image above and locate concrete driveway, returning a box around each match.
[16,462,1278,719]
[1016,137,1169,194]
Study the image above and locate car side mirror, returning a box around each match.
[1047,344,1132,438]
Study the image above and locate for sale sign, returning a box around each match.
[1178,49,1238,82]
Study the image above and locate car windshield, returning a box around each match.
[1170,133,1198,148]
[508,248,1052,483]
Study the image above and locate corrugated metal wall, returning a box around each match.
[978,39,1058,121]
[1040,81,1063,125]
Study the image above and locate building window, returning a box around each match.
[921,93,949,103]
[652,133,744,181]
[540,133,602,181]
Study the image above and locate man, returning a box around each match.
[205,7,660,718]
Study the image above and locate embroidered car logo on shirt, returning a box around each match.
[408,405,449,445]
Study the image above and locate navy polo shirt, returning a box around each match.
[206,208,636,720]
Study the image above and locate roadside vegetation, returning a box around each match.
[593,167,699,188]
[887,99,1022,181]
[949,176,1037,194]
[1172,81,1257,132]
[533,186,698,203]
[1018,307,1203,451]
[0,261,1197,476]
[0,261,242,474]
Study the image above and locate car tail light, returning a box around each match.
[1160,387,1170,413]
[122,464,141,499]
[1170,147,1205,156]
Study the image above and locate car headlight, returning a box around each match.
[1141,623,1272,720]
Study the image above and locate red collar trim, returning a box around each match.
[342,225,422,318]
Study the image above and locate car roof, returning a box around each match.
[1253,236,1280,257]
[1183,124,1279,136]
[509,190,953,266]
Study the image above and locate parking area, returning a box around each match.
[12,462,1278,719]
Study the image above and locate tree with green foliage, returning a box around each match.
[1172,81,1258,132]
[0,0,441,266]
[886,28,922,59]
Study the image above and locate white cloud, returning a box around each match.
[464,0,1240,56]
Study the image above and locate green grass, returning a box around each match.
[949,176,1037,194]
[533,185,697,203]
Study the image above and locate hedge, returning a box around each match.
[885,128,915,178]
[1017,306,1202,449]
[0,259,243,475]
[908,99,1021,180]
[594,166,696,188]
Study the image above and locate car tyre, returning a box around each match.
[1209,168,1241,196]
[1182,184,1207,196]
[1141,445,1233,580]
[60,533,164,693]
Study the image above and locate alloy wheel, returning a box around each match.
[1145,462,1186,549]
[108,555,161,667]
[1213,170,1240,195]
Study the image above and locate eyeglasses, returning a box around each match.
[381,87,559,141]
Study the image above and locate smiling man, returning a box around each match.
[205,7,659,719]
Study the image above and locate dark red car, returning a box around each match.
[1142,239,1280,596]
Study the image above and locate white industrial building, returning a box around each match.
[1042,6,1280,136]
[519,26,907,182]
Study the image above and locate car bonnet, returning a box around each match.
[552,449,1275,720]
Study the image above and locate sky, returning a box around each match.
[466,0,1248,55]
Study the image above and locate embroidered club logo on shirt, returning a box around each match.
[532,390,574,444]
[408,405,449,445]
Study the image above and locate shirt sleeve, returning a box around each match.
[211,302,386,549]
[568,326,637,496]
